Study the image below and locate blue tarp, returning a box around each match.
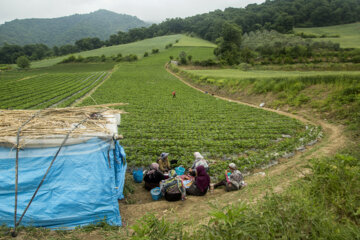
[0,137,126,229]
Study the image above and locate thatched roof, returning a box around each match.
[0,104,126,147]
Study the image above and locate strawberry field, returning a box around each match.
[80,46,321,177]
[0,71,108,109]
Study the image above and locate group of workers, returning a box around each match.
[143,152,246,201]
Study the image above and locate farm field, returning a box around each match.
[294,22,360,49]
[78,44,320,177]
[0,71,108,109]
[30,35,183,68]
[0,36,321,177]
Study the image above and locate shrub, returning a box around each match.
[152,49,159,54]
[60,55,76,63]
[16,56,30,69]
[122,54,138,62]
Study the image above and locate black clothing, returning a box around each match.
[143,170,165,191]
[186,183,207,196]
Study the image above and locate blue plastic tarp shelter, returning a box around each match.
[0,137,127,229]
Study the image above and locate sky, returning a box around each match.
[0,0,265,24]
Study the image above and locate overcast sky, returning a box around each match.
[0,0,265,24]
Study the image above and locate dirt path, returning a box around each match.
[72,66,118,107]
[118,66,347,228]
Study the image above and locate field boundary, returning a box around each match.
[71,65,118,107]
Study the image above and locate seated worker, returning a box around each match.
[186,165,210,196]
[214,163,245,192]
[143,163,165,191]
[160,170,186,201]
[189,152,209,172]
[157,152,171,172]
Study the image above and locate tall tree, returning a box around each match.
[214,22,242,65]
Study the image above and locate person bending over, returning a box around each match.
[143,163,165,191]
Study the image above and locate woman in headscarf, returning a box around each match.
[186,165,210,196]
[157,152,171,172]
[189,152,209,174]
[143,163,165,191]
[160,170,186,201]
[213,163,245,192]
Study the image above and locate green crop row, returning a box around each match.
[0,71,106,109]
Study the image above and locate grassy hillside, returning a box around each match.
[295,22,360,49]
[187,69,360,79]
[30,35,217,68]
[30,35,185,68]
[174,35,217,48]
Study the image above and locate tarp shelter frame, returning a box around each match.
[0,105,126,236]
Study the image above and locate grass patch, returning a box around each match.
[174,35,217,48]
[295,22,360,49]
[187,69,360,80]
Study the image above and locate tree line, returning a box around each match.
[1,0,359,64]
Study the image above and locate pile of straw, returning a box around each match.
[0,104,126,139]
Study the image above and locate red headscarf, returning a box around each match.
[195,165,210,193]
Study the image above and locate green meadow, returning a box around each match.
[186,69,360,80]
[30,34,183,68]
[295,22,360,49]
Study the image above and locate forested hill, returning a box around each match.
[149,0,360,42]
[0,9,149,47]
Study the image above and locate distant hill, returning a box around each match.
[0,9,150,47]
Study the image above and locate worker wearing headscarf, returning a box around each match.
[157,152,171,172]
[143,163,165,191]
[186,165,210,196]
[214,163,245,191]
[189,152,209,173]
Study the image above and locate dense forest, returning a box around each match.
[1,0,359,64]
[0,9,149,47]
[106,0,360,44]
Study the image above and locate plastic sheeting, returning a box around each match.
[0,137,126,229]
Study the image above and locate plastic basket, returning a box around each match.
[150,187,162,201]
[132,169,143,183]
[175,166,185,176]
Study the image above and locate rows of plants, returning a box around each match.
[80,46,321,178]
[0,71,107,109]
